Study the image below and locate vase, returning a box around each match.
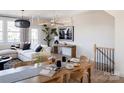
[46,47,52,55]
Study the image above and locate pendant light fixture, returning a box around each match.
[15,10,30,28]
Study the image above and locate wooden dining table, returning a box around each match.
[15,61,93,83]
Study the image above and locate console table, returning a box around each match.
[53,44,76,58]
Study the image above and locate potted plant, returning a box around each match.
[34,50,49,67]
[42,24,58,52]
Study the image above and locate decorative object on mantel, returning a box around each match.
[58,26,74,41]
[42,24,58,47]
[54,40,59,44]
[54,36,59,44]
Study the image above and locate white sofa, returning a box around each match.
[0,44,18,59]
[0,43,50,62]
[17,44,51,61]
[17,49,37,61]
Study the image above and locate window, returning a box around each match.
[0,20,3,41]
[7,21,20,42]
[30,28,38,44]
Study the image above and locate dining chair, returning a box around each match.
[69,55,92,83]
[81,70,89,83]
[80,55,89,63]
[70,68,90,83]
[80,55,95,71]
[80,56,95,83]
[69,68,84,83]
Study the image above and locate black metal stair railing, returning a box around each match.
[94,44,114,74]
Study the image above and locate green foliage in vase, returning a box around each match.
[35,55,42,64]
[42,24,58,47]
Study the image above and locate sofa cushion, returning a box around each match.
[0,44,11,50]
[0,49,17,55]
[21,52,36,59]
[30,43,39,51]
[18,49,34,54]
[35,45,42,52]
[22,43,31,50]
[18,49,36,57]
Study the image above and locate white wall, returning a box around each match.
[71,11,115,59]
[111,12,124,76]
[102,11,124,77]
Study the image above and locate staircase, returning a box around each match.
[94,44,115,74]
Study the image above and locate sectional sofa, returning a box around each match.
[0,43,18,59]
[0,43,50,62]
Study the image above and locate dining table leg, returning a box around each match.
[88,68,91,83]
[64,72,70,83]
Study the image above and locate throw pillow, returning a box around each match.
[35,45,42,52]
[22,43,31,50]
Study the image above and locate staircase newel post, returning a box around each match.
[94,44,97,69]
[94,44,96,63]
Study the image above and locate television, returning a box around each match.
[15,19,30,28]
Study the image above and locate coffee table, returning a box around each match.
[0,57,12,70]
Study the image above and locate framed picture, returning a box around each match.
[58,26,74,41]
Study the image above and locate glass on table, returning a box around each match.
[62,56,67,62]
[56,60,62,69]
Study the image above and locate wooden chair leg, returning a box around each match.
[81,77,83,83]
[88,68,91,83]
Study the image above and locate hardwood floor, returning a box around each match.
[91,70,124,83]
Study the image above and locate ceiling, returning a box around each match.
[0,10,86,19]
